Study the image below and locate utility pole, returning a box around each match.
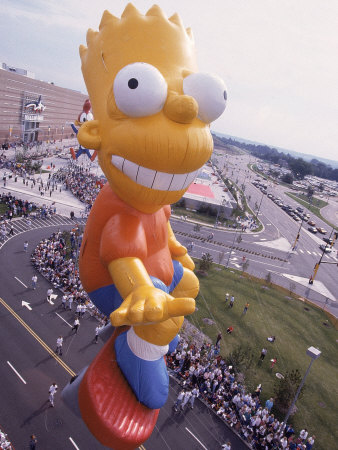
[254,191,264,223]
[292,217,304,250]
[309,228,335,284]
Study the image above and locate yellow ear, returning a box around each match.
[77,120,101,150]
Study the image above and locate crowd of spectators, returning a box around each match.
[51,165,103,207]
[167,338,315,450]
[30,231,106,323]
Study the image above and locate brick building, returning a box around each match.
[0,63,88,145]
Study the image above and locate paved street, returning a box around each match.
[0,219,248,449]
[0,151,337,448]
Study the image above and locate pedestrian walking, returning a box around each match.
[24,240,28,252]
[47,288,53,303]
[260,348,267,361]
[68,293,73,310]
[80,303,86,317]
[72,317,80,334]
[265,397,273,412]
[8,225,14,236]
[62,294,67,309]
[188,387,199,409]
[76,303,81,317]
[221,442,231,450]
[226,326,234,334]
[242,302,250,315]
[31,275,37,289]
[215,332,222,347]
[181,390,192,410]
[225,292,229,304]
[229,295,235,308]
[173,389,185,411]
[29,434,38,450]
[299,429,309,443]
[270,357,277,370]
[55,336,63,356]
[48,383,58,407]
[94,325,102,343]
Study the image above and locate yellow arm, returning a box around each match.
[108,256,195,344]
[167,222,195,271]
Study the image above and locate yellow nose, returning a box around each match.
[164,92,198,124]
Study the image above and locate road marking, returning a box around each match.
[22,301,32,310]
[69,436,80,450]
[7,361,27,384]
[307,251,311,255]
[69,437,80,450]
[55,312,72,328]
[299,249,304,253]
[185,427,208,450]
[14,277,27,288]
[0,297,76,377]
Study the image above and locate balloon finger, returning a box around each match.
[167,297,195,317]
[144,295,165,322]
[128,298,146,323]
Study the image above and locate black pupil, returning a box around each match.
[128,78,138,89]
[223,90,227,101]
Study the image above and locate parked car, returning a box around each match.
[308,220,316,226]
[316,227,327,234]
[319,244,332,253]
[296,206,304,213]
[308,226,317,233]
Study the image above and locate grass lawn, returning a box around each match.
[187,266,338,450]
[285,192,337,231]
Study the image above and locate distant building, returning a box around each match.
[0,62,88,144]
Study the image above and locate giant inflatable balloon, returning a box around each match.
[69,99,97,161]
[63,4,226,449]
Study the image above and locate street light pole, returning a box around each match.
[292,217,304,251]
[279,346,321,437]
[254,191,264,223]
[309,227,335,283]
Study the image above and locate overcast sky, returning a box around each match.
[1,0,338,162]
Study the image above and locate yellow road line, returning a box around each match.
[0,297,76,377]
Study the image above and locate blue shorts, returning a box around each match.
[88,260,184,317]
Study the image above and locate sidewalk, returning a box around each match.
[0,169,85,217]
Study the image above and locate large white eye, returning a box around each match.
[113,63,167,117]
[79,112,94,123]
[79,112,87,123]
[183,73,227,123]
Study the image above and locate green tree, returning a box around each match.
[199,252,213,271]
[281,173,294,184]
[225,344,255,375]
[273,369,304,413]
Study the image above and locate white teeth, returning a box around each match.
[183,170,198,188]
[169,173,189,191]
[152,172,174,190]
[111,155,198,192]
[123,159,139,182]
[136,166,156,189]
[111,155,124,171]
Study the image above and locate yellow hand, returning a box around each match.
[110,285,195,327]
[173,252,195,271]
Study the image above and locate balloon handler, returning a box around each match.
[62,4,226,449]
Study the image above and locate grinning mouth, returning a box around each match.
[111,155,199,191]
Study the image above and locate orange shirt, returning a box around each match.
[79,183,173,293]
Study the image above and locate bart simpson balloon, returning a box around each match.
[65,4,226,448]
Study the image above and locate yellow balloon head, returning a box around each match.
[78,3,226,213]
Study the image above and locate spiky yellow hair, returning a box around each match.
[79,3,197,117]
